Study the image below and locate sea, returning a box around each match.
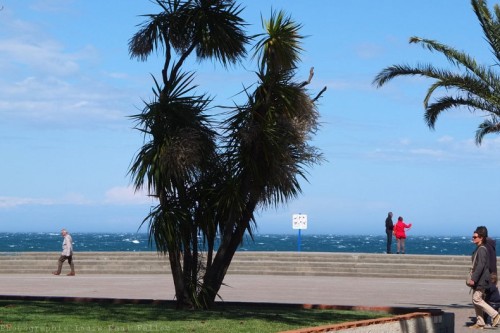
[0,233,482,255]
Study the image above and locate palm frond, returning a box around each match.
[408,37,494,85]
[476,116,500,143]
[187,0,250,66]
[252,9,304,74]
[140,203,188,254]
[425,94,500,129]
[472,0,500,64]
[129,12,170,61]
[128,67,217,199]
[373,63,453,87]
[422,72,493,108]
[425,96,482,128]
[222,66,322,212]
[372,0,500,145]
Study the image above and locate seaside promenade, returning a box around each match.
[0,252,486,332]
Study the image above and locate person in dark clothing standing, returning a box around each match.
[385,212,394,254]
[485,275,500,325]
[486,236,497,283]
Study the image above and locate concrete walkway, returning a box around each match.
[0,273,480,333]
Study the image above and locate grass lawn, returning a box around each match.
[0,300,391,332]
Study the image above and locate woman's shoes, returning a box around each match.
[52,271,75,276]
[468,323,484,329]
[492,313,500,327]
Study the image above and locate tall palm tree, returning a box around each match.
[129,72,217,309]
[129,1,325,309]
[128,0,248,309]
[373,0,500,144]
[199,10,324,307]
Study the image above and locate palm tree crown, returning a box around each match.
[373,0,500,144]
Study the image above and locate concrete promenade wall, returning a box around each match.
[0,251,474,279]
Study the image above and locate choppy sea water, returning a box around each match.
[0,233,483,255]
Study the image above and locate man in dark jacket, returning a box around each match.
[385,212,393,254]
[485,277,500,325]
[486,236,497,282]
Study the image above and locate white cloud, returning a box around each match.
[30,0,76,13]
[60,192,92,205]
[0,38,81,76]
[399,138,411,146]
[0,196,54,208]
[0,11,137,130]
[354,43,383,59]
[409,148,446,158]
[368,138,455,162]
[104,186,156,205]
[106,72,130,80]
[328,80,351,90]
[474,136,500,151]
[0,186,156,209]
[437,135,454,143]
[0,192,90,209]
[0,72,133,129]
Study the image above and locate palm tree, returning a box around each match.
[128,0,248,309]
[199,10,324,306]
[373,0,500,144]
[129,1,325,309]
[129,72,217,309]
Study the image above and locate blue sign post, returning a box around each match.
[298,229,302,252]
[292,214,308,252]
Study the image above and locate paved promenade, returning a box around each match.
[0,274,478,332]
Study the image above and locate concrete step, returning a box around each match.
[0,251,478,279]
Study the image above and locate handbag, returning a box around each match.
[466,268,473,287]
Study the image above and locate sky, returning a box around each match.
[1,0,500,237]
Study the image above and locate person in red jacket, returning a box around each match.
[393,216,412,254]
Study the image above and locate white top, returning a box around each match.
[61,234,73,256]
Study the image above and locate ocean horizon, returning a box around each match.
[0,232,484,255]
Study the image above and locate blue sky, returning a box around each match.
[1,0,499,237]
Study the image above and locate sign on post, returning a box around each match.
[292,214,307,252]
[292,214,308,230]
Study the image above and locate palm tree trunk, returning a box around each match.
[199,198,258,308]
[168,246,194,309]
